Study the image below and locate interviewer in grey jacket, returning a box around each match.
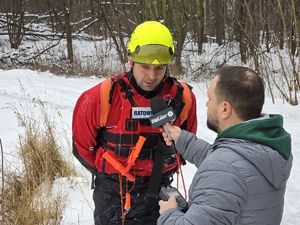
[158,66,292,225]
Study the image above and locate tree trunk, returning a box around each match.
[234,0,247,63]
[205,0,211,39]
[196,0,204,54]
[6,0,25,49]
[213,0,224,45]
[63,0,74,64]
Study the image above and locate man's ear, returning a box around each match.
[221,101,233,119]
[126,59,134,70]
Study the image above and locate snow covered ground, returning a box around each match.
[0,69,299,224]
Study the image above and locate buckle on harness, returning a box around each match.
[102,136,147,182]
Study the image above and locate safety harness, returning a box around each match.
[96,73,192,220]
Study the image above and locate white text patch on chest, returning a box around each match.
[132,107,153,119]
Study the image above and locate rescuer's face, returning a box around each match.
[132,63,167,91]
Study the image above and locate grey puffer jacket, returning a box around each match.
[158,114,292,225]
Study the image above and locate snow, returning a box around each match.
[0,69,299,224]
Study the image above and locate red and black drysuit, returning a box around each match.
[72,71,197,225]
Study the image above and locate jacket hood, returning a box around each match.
[215,114,292,188]
[217,114,291,159]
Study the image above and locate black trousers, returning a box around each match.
[93,173,172,225]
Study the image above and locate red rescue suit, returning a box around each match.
[72,72,197,178]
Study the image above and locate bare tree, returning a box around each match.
[95,0,133,66]
[192,0,205,54]
[3,0,25,49]
[212,0,225,45]
[233,0,248,63]
[62,0,74,63]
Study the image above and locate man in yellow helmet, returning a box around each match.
[72,21,197,225]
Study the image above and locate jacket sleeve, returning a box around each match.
[185,91,197,134]
[175,130,211,167]
[157,154,248,225]
[72,83,101,173]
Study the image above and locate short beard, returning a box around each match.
[207,119,219,133]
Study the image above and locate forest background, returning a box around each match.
[0,0,299,105]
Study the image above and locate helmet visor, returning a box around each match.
[130,44,174,65]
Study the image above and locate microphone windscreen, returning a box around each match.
[150,96,167,114]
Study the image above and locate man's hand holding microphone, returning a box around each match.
[160,122,181,146]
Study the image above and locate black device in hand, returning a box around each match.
[159,185,188,212]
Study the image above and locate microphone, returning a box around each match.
[149,96,176,140]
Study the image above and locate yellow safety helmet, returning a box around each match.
[127,21,175,65]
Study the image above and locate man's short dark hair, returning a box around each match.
[214,66,265,121]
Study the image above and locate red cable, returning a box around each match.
[176,153,187,199]
[119,173,125,225]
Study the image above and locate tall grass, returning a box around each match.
[1,101,76,225]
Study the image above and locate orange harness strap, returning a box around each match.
[99,77,113,127]
[102,152,135,182]
[126,136,147,172]
[102,135,146,182]
[178,81,192,126]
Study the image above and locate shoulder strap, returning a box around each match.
[177,81,192,126]
[99,77,114,127]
